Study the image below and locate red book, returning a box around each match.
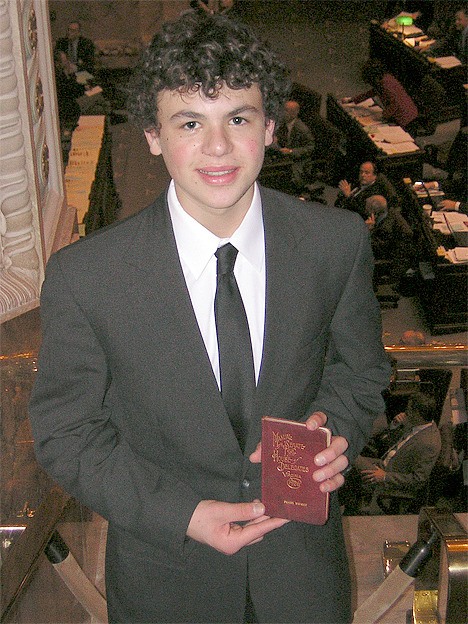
[261,416,331,525]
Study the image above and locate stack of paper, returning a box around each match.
[367,125,410,143]
[432,213,451,235]
[446,247,468,264]
[344,100,383,126]
[432,56,462,69]
[340,101,420,155]
[378,142,420,154]
[366,124,420,154]
[400,25,424,36]
[404,36,435,49]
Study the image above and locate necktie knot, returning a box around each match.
[215,243,238,276]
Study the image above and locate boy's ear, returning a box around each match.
[144,129,162,156]
[264,119,275,147]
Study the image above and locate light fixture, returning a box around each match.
[395,15,413,39]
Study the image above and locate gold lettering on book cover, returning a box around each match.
[271,431,309,490]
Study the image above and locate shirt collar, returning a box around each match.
[167,180,264,280]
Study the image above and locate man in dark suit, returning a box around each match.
[336,160,400,219]
[428,5,468,63]
[274,100,315,158]
[354,392,441,503]
[341,392,441,514]
[364,194,414,282]
[453,7,468,63]
[55,21,96,75]
[267,100,316,192]
[30,12,391,624]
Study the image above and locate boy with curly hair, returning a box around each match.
[31,11,390,623]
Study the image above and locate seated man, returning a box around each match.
[341,392,441,514]
[364,195,413,277]
[268,100,316,193]
[54,50,85,133]
[423,6,468,64]
[55,21,96,75]
[336,161,399,219]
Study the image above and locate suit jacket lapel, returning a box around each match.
[253,188,330,427]
[121,193,243,451]
[122,194,219,391]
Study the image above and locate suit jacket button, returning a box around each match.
[242,479,250,489]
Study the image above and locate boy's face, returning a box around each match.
[145,84,275,235]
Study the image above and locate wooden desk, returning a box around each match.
[326,95,424,183]
[65,116,121,236]
[399,183,468,334]
[369,21,465,123]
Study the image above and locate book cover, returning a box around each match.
[261,416,331,525]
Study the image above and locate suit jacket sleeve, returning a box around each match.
[306,217,391,461]
[77,37,96,74]
[29,252,202,555]
[289,120,315,159]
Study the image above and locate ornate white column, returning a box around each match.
[1,0,74,323]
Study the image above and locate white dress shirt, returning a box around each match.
[167,181,266,387]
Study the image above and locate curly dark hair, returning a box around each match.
[126,11,291,131]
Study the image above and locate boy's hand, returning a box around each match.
[187,499,288,555]
[249,411,349,493]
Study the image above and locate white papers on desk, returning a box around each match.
[345,101,383,126]
[446,247,468,264]
[404,36,435,49]
[355,98,375,108]
[432,212,451,234]
[400,25,424,36]
[378,141,420,154]
[85,86,103,97]
[433,212,468,239]
[445,212,468,231]
[432,56,462,69]
[366,124,420,153]
[368,125,413,143]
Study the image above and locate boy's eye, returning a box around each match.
[231,116,246,125]
[184,121,199,130]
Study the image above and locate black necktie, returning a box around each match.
[215,243,255,451]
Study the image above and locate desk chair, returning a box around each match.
[303,113,344,186]
[373,259,400,308]
[376,488,427,514]
[412,74,447,136]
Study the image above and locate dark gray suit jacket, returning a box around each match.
[30,186,390,623]
[360,422,442,497]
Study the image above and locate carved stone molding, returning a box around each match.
[1,0,71,323]
[0,0,41,322]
